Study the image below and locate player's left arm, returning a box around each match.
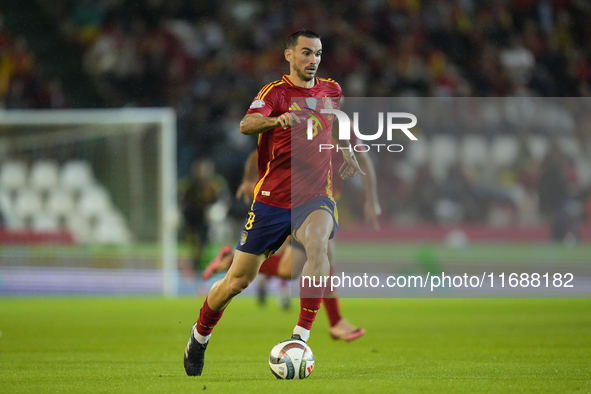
[332,117,365,180]
[356,151,382,230]
[235,150,258,204]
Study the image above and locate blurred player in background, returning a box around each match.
[203,145,381,341]
[184,29,365,376]
[178,158,229,277]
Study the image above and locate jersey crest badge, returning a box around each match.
[240,230,248,245]
[250,99,265,109]
[305,98,317,110]
[322,96,335,109]
[323,97,336,120]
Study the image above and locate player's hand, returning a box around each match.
[364,199,382,230]
[276,112,303,129]
[339,154,366,180]
[236,180,256,204]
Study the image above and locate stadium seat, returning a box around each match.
[77,185,112,218]
[2,212,26,230]
[13,188,43,217]
[92,211,131,244]
[0,161,28,190]
[527,136,548,161]
[64,213,92,243]
[460,135,488,168]
[61,160,94,191]
[31,213,61,232]
[429,136,457,180]
[405,140,428,166]
[29,161,60,191]
[45,189,76,216]
[575,158,591,187]
[490,136,519,167]
[558,136,581,159]
[0,189,12,215]
[394,161,416,183]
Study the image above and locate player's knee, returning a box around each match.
[304,238,328,263]
[226,276,252,297]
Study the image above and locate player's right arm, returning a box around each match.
[241,85,302,135]
[239,112,301,135]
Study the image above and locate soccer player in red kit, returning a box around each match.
[184,29,365,376]
[203,145,381,341]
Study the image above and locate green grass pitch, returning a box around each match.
[1,297,590,393]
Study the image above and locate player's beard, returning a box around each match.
[295,65,315,82]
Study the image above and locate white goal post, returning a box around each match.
[0,108,178,297]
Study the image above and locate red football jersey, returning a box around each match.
[246,75,342,209]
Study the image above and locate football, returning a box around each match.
[269,339,315,379]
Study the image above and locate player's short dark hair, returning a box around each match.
[286,29,321,49]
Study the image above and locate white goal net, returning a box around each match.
[0,109,178,296]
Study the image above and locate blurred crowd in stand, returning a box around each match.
[48,0,591,101]
[343,135,590,241]
[0,13,69,109]
[20,0,591,236]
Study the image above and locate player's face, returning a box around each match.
[287,36,322,82]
